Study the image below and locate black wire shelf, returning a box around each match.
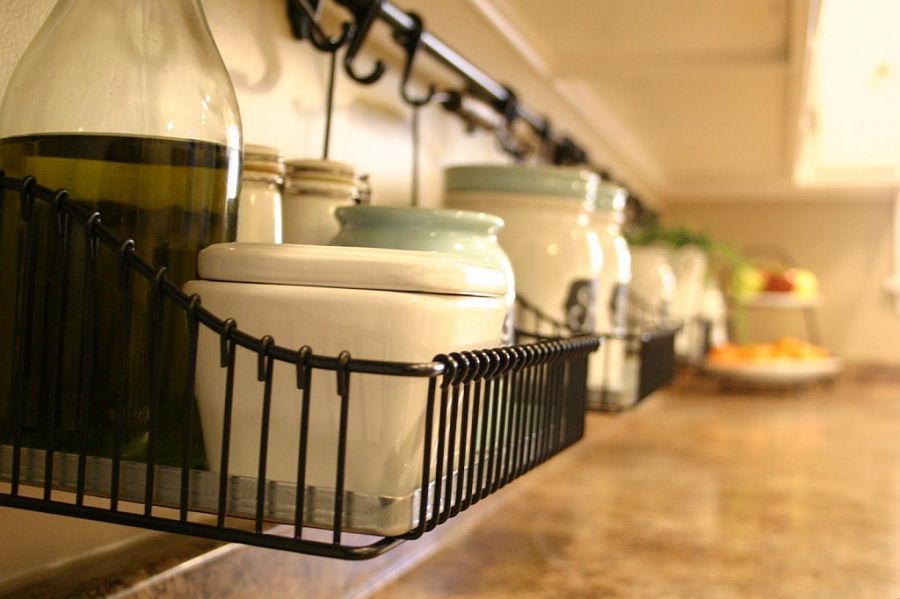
[515,292,679,411]
[0,173,600,559]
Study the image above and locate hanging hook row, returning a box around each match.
[286,1,626,190]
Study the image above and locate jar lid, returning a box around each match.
[244,144,284,176]
[594,181,628,212]
[285,177,357,200]
[334,205,504,235]
[444,164,600,203]
[196,243,507,298]
[286,158,355,184]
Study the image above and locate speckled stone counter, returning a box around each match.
[373,367,900,598]
[14,367,900,598]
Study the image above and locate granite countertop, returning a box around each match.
[14,366,900,598]
[372,367,900,598]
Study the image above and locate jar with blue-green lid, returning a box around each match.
[443,164,603,336]
[329,205,516,343]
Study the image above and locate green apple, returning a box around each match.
[729,264,765,301]
[786,268,819,298]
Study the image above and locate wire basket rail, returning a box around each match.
[516,294,678,410]
[0,173,599,559]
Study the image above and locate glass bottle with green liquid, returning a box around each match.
[0,0,243,467]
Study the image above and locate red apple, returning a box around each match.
[763,270,794,292]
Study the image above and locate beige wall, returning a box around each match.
[667,199,900,362]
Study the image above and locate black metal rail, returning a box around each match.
[0,173,599,559]
[287,0,601,169]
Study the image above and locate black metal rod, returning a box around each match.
[409,376,437,539]
[75,215,99,506]
[110,244,134,512]
[429,375,450,530]
[463,376,481,511]
[144,271,167,515]
[293,361,313,539]
[440,379,460,524]
[255,354,276,532]
[322,51,338,160]
[331,355,352,544]
[216,339,237,527]
[180,304,201,521]
[42,209,70,500]
[453,377,471,516]
[0,493,405,560]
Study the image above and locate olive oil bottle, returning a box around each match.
[0,1,242,467]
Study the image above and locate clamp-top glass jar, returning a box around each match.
[0,0,242,466]
[587,181,632,409]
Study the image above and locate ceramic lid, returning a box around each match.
[444,164,600,203]
[196,243,507,298]
[334,205,504,235]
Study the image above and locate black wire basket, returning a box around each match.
[0,173,599,559]
[516,293,679,411]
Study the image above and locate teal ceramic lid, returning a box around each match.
[334,205,504,234]
[595,181,628,212]
[444,164,600,203]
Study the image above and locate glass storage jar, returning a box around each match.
[587,181,633,409]
[444,164,603,336]
[0,0,242,466]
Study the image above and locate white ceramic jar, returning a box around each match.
[587,182,632,407]
[330,205,517,344]
[668,245,709,362]
[629,245,676,327]
[183,243,507,526]
[237,144,284,244]
[282,159,358,245]
[444,165,603,335]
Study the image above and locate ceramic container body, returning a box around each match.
[588,202,632,407]
[444,165,603,336]
[668,246,709,362]
[330,205,516,343]
[629,245,676,326]
[282,159,357,245]
[184,244,506,518]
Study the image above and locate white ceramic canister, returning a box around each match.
[587,181,632,407]
[444,165,603,336]
[667,245,709,362]
[237,144,284,244]
[184,243,507,534]
[329,205,516,344]
[282,159,358,245]
[629,245,676,327]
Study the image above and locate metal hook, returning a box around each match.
[343,0,386,84]
[396,11,435,106]
[287,0,351,52]
[494,86,527,161]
